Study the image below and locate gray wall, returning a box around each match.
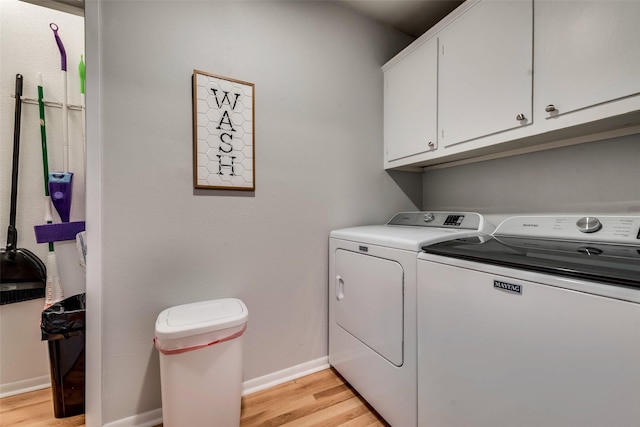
[422,134,640,215]
[92,1,417,423]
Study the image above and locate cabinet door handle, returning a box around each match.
[516,114,526,121]
[428,141,435,148]
[545,104,557,112]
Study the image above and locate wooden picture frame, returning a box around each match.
[192,70,255,190]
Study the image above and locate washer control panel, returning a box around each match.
[387,212,483,230]
[495,215,640,244]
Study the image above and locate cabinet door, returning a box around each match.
[438,0,532,147]
[537,1,640,118]
[384,37,438,163]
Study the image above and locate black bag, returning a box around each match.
[41,293,86,341]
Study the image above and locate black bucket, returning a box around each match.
[41,293,86,418]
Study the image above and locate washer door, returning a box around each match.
[334,249,404,366]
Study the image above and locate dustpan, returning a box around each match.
[1,74,46,304]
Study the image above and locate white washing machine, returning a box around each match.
[329,212,493,427]
[417,215,640,427]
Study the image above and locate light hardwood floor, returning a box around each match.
[0,368,389,427]
[0,387,84,427]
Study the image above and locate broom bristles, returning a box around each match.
[0,288,45,305]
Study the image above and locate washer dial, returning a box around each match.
[576,217,602,233]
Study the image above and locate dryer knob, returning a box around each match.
[423,213,435,223]
[576,217,602,233]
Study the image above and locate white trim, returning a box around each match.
[0,375,50,399]
[102,357,330,427]
[84,1,104,426]
[242,356,329,396]
[102,408,163,427]
[421,124,640,171]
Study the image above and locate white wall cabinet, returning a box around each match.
[383,0,640,171]
[384,37,438,165]
[438,0,532,148]
[536,1,640,120]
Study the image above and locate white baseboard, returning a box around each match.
[0,375,50,398]
[241,356,329,396]
[103,356,330,427]
[103,408,162,427]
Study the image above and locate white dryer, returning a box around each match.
[329,212,493,427]
[417,215,640,427]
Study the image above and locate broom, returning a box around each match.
[38,74,64,308]
[0,74,46,305]
[79,54,86,184]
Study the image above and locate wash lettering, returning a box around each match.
[211,88,241,176]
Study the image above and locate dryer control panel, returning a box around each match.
[387,212,483,230]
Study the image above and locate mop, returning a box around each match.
[35,23,85,245]
[48,23,73,223]
[38,74,64,307]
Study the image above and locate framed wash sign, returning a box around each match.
[192,70,255,190]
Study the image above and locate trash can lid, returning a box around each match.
[155,298,248,340]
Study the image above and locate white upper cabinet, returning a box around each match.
[384,37,438,165]
[382,0,640,170]
[438,0,533,148]
[537,1,640,119]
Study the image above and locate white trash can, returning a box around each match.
[154,298,248,427]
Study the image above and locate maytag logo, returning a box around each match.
[494,280,522,295]
[359,246,368,252]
